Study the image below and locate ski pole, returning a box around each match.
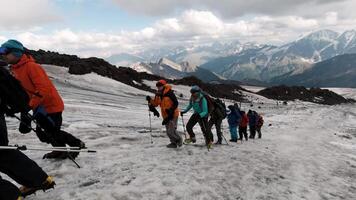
[148,105,153,144]
[0,145,97,153]
[181,115,187,140]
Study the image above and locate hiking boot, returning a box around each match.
[214,140,222,145]
[68,141,86,159]
[43,151,68,159]
[207,141,213,149]
[177,138,183,147]
[184,137,196,144]
[166,143,178,148]
[229,139,237,142]
[20,176,56,197]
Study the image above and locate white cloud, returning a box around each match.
[0,0,60,30]
[1,9,356,58]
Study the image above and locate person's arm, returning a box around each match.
[27,64,51,109]
[149,95,161,107]
[181,100,192,114]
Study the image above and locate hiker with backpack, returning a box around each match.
[146,80,182,148]
[0,65,55,199]
[256,113,264,139]
[247,110,258,139]
[208,98,226,144]
[239,110,249,141]
[0,39,85,159]
[180,86,214,148]
[226,105,241,142]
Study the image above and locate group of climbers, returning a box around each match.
[146,81,265,149]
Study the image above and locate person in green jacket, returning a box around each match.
[180,86,213,147]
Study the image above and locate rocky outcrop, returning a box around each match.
[257,85,354,105]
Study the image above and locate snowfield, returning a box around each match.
[3,65,356,200]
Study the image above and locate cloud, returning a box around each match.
[0,0,61,30]
[111,0,354,19]
[1,9,355,58]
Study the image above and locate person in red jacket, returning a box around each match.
[0,39,85,159]
[238,110,249,141]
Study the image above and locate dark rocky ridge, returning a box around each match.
[257,85,355,105]
[26,49,247,101]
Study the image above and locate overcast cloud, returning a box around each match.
[0,0,355,57]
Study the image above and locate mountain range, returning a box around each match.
[105,29,356,87]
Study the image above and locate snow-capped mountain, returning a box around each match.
[130,58,221,82]
[201,29,356,82]
[106,40,258,67]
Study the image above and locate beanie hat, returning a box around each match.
[0,39,24,58]
[190,85,201,93]
[156,79,167,87]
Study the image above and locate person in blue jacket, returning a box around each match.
[180,86,213,147]
[226,105,241,142]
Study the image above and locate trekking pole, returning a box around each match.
[181,115,187,140]
[0,145,97,153]
[148,106,153,144]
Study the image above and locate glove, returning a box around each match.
[162,118,169,125]
[33,105,47,118]
[149,104,160,118]
[19,112,32,134]
[180,111,185,116]
[146,96,151,102]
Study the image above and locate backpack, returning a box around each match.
[0,66,30,114]
[214,99,227,119]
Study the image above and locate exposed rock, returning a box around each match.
[257,85,355,105]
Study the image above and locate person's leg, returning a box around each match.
[186,113,200,140]
[242,127,248,141]
[198,117,213,144]
[238,126,243,141]
[0,113,9,146]
[0,176,21,200]
[165,118,181,146]
[0,150,48,188]
[257,126,262,138]
[231,126,238,141]
[215,118,222,143]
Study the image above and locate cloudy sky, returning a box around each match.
[0,0,355,58]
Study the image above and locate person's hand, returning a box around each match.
[146,96,151,102]
[33,105,47,118]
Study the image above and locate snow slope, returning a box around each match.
[3,65,356,200]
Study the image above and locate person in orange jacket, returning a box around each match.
[0,39,85,159]
[238,110,249,141]
[146,80,182,148]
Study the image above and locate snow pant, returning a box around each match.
[0,177,20,200]
[249,125,256,139]
[239,126,248,141]
[0,149,48,199]
[0,113,8,146]
[165,118,182,145]
[256,126,262,138]
[208,116,222,142]
[186,113,213,144]
[35,112,82,147]
[229,126,238,141]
